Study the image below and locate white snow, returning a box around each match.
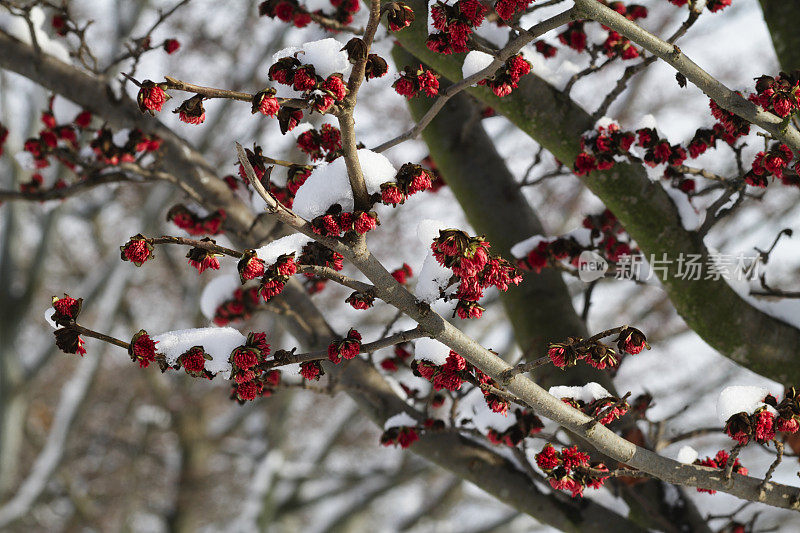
[664,184,701,231]
[384,412,417,429]
[2,7,71,63]
[462,51,496,80]
[676,446,699,464]
[274,38,352,79]
[290,122,315,139]
[14,151,37,171]
[638,114,658,130]
[151,327,246,378]
[254,233,313,265]
[416,219,450,245]
[510,235,548,258]
[716,385,770,423]
[458,388,517,433]
[302,0,334,14]
[44,308,58,329]
[292,148,395,219]
[415,252,452,303]
[199,274,240,320]
[595,116,615,130]
[549,382,612,403]
[414,337,451,365]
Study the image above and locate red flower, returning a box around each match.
[535,444,559,471]
[180,347,207,375]
[259,95,280,117]
[233,348,259,369]
[293,67,317,91]
[354,212,377,234]
[163,39,180,54]
[130,330,158,368]
[391,263,413,284]
[120,235,153,266]
[323,75,348,101]
[53,295,81,321]
[397,427,419,448]
[300,360,323,380]
[260,278,286,301]
[574,152,597,176]
[393,77,416,97]
[239,255,266,281]
[755,410,776,442]
[137,81,170,113]
[188,255,220,274]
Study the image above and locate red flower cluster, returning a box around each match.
[298,242,344,294]
[746,143,794,186]
[167,204,227,236]
[432,230,522,318]
[558,22,588,52]
[752,73,800,118]
[574,122,636,175]
[380,422,420,448]
[415,351,467,391]
[637,127,688,167]
[252,88,280,117]
[186,240,222,274]
[259,254,298,302]
[310,210,379,237]
[695,451,747,494]
[603,31,639,60]
[52,294,82,324]
[385,2,414,31]
[518,213,637,273]
[179,346,210,377]
[705,0,731,13]
[391,263,414,284]
[724,408,776,445]
[328,328,362,363]
[534,41,558,59]
[345,291,375,310]
[163,38,180,54]
[605,1,648,20]
[88,127,161,166]
[477,54,531,98]
[494,0,533,21]
[709,97,751,144]
[137,81,171,114]
[427,0,486,55]
[393,66,439,98]
[230,332,274,401]
[215,287,261,325]
[764,388,800,434]
[296,124,342,161]
[173,94,206,125]
[300,360,324,380]
[535,444,609,498]
[129,330,158,368]
[548,327,648,370]
[380,162,434,205]
[379,343,412,372]
[237,252,266,282]
[558,394,630,425]
[258,0,313,27]
[269,57,348,113]
[120,234,154,266]
[486,409,544,446]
